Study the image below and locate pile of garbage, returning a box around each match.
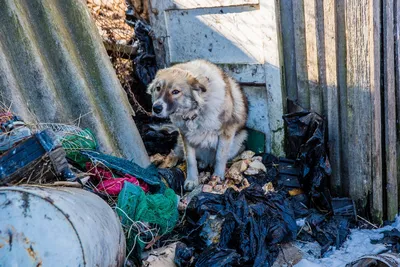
[1,102,395,267]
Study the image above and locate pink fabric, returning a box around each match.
[86,163,150,195]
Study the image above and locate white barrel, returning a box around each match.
[0,186,126,266]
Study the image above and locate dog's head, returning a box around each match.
[147,68,206,118]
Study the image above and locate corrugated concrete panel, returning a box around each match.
[0,0,150,167]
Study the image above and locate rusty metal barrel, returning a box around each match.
[0,186,125,266]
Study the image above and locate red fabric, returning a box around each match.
[86,163,149,195]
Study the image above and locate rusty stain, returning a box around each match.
[0,243,4,248]
[27,245,37,259]
[36,261,42,267]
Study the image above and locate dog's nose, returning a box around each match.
[152,104,163,114]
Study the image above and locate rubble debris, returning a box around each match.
[331,197,357,221]
[159,151,180,169]
[142,242,177,267]
[0,129,74,185]
[294,241,322,260]
[199,215,224,247]
[150,153,165,166]
[117,182,179,265]
[176,184,297,266]
[263,182,275,194]
[0,116,31,152]
[271,243,303,267]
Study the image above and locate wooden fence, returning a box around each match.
[279,0,399,222]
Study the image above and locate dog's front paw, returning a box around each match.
[184,177,199,191]
[212,171,225,181]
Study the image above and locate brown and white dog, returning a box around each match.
[148,59,248,191]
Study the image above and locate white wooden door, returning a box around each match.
[149,0,285,155]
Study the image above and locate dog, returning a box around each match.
[148,59,248,191]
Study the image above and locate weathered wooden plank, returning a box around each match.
[336,0,349,196]
[319,0,341,196]
[147,1,169,67]
[259,0,285,156]
[304,0,322,114]
[345,0,372,215]
[395,0,400,219]
[292,0,310,108]
[383,0,398,221]
[279,0,298,100]
[370,0,383,223]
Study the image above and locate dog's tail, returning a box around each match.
[228,129,248,159]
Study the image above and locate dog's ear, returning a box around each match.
[192,83,207,93]
[188,76,207,93]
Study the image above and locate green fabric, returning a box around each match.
[62,128,97,167]
[117,182,179,260]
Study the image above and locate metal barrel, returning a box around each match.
[0,186,126,266]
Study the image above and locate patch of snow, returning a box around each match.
[294,216,400,267]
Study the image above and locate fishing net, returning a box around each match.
[36,123,97,168]
[117,182,179,263]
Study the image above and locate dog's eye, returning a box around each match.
[172,90,180,95]
[156,86,161,92]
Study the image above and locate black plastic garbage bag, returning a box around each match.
[195,247,241,267]
[158,167,185,195]
[134,20,157,86]
[175,184,297,267]
[297,211,351,255]
[175,242,195,267]
[283,100,332,210]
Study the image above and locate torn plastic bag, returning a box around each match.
[283,100,332,210]
[159,167,186,195]
[134,20,157,86]
[195,246,241,267]
[178,184,297,266]
[297,212,351,255]
[175,242,195,267]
